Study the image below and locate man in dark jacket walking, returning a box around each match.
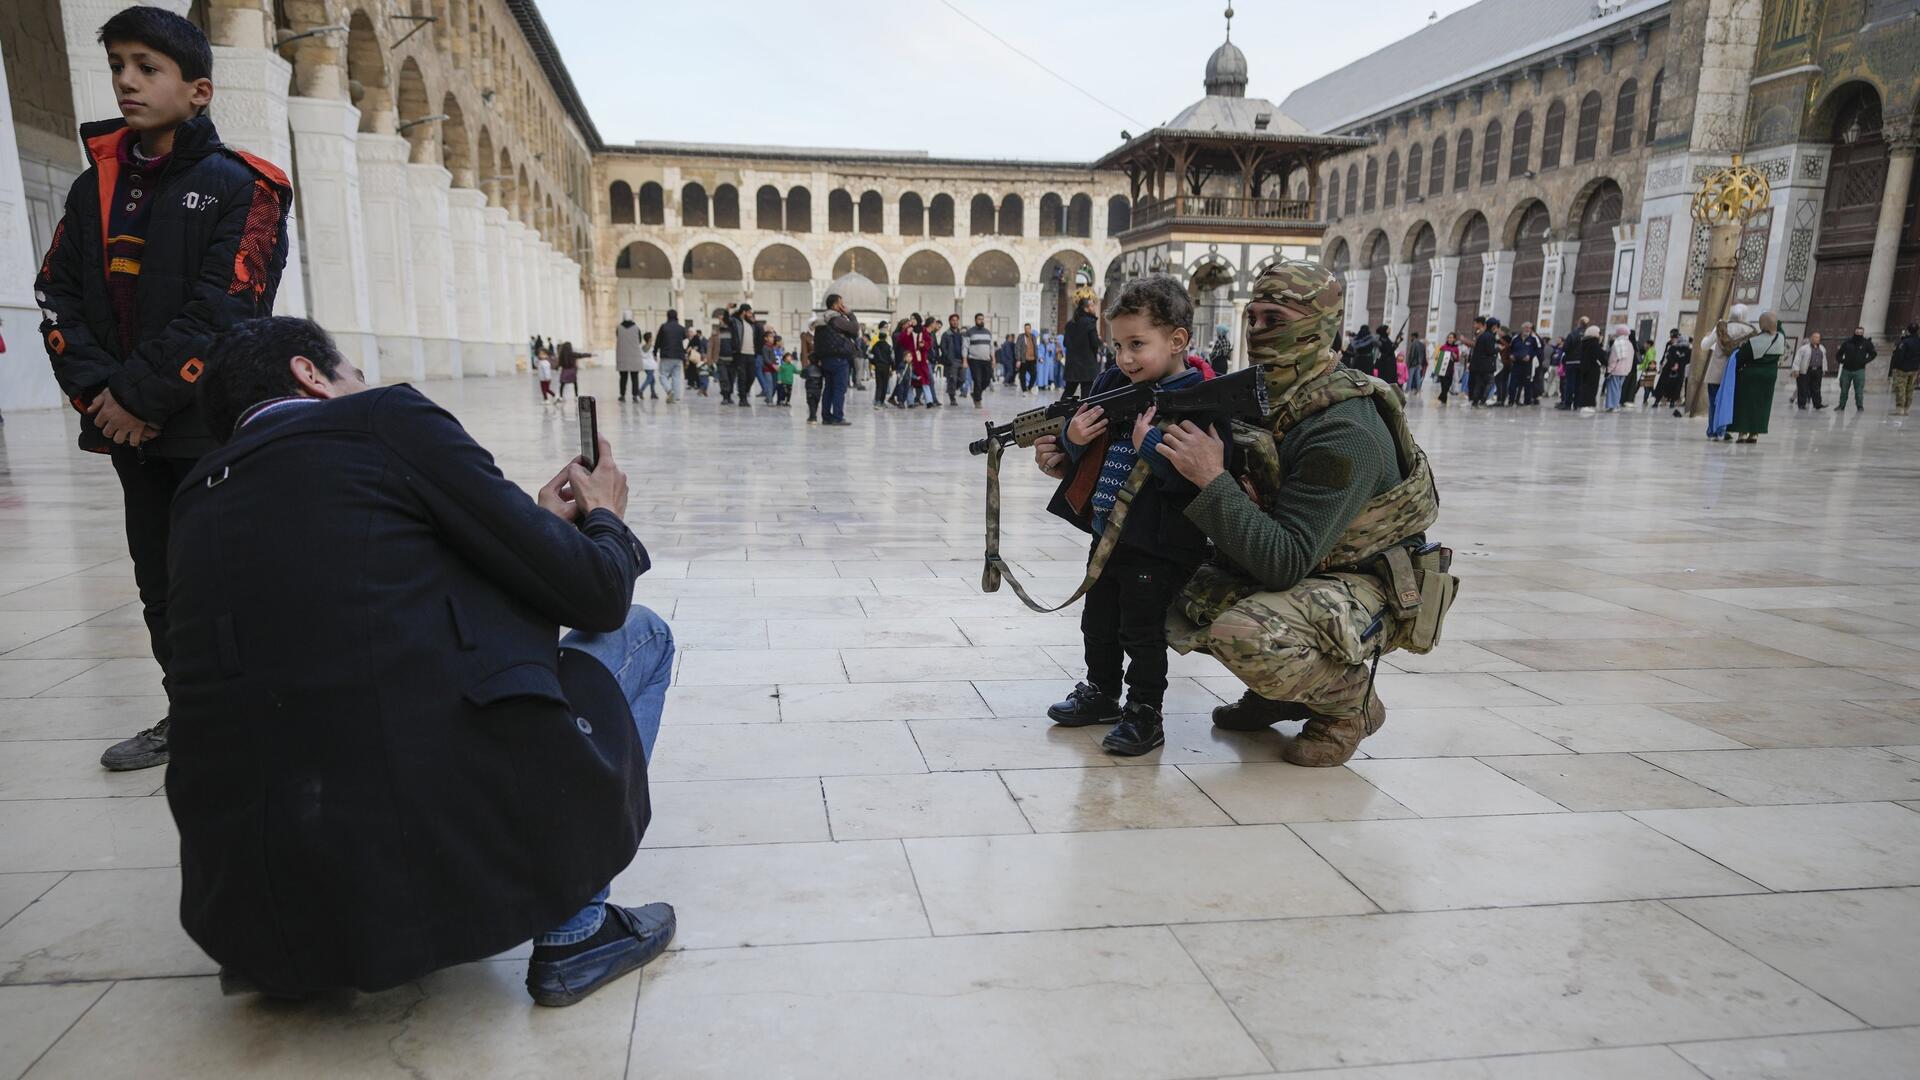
[1508,322,1542,405]
[813,293,859,425]
[730,303,762,406]
[1061,298,1102,398]
[654,309,687,403]
[1835,327,1877,412]
[172,316,675,1007]
[1467,316,1500,406]
[36,7,293,772]
[1891,324,1920,416]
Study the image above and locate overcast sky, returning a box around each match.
[540,0,1480,159]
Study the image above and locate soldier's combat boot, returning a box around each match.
[1282,694,1386,767]
[1211,691,1312,732]
[1103,702,1165,756]
[1047,682,1123,726]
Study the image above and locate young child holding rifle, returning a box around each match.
[1038,275,1215,755]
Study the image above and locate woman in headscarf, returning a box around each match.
[1575,324,1606,413]
[1729,311,1787,443]
[1656,331,1691,414]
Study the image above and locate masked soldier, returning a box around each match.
[1149,259,1457,765]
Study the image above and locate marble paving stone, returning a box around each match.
[776,680,992,722]
[1353,707,1574,758]
[1655,665,1913,702]
[1495,669,1724,705]
[1637,746,1920,805]
[660,683,781,725]
[859,594,1041,619]
[0,624,162,661]
[763,618,968,648]
[1344,758,1568,817]
[1474,636,1820,671]
[29,658,161,698]
[971,676,1225,718]
[0,867,213,983]
[1379,640,1532,674]
[0,741,165,801]
[1173,901,1859,1073]
[843,646,1068,683]
[646,721,927,781]
[908,717,1121,771]
[1669,888,1920,1027]
[661,618,769,650]
[1672,1026,1920,1080]
[1251,1044,1709,1079]
[671,595,865,620]
[1851,697,1920,723]
[676,647,845,686]
[1488,703,1747,752]
[1108,714,1292,766]
[0,611,104,655]
[905,825,1375,934]
[1371,672,1555,709]
[1630,802,1920,890]
[640,778,829,848]
[1294,812,1759,911]
[23,963,640,1080]
[823,772,1031,840]
[747,577,881,597]
[0,660,103,700]
[0,696,168,741]
[1655,699,1920,748]
[1484,752,1739,810]
[1000,765,1232,831]
[1179,762,1416,823]
[949,616,1087,646]
[0,578,139,613]
[628,928,1271,1079]
[0,983,109,1080]
[1470,610,1707,640]
[612,840,928,949]
[0,797,177,873]
[0,873,63,929]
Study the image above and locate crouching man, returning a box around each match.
[165,316,674,1005]
[1045,260,1458,766]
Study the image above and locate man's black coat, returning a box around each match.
[164,385,653,994]
[1063,308,1103,383]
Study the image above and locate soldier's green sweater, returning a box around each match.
[1183,397,1402,593]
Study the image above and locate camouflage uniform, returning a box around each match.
[1166,260,1456,765]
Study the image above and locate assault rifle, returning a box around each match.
[968,366,1269,456]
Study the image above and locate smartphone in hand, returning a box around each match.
[578,396,599,470]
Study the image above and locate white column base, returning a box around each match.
[286,96,378,380]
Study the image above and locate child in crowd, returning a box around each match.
[1038,274,1213,756]
[776,350,797,406]
[35,5,294,771]
[802,354,825,422]
[638,331,660,400]
[536,351,555,403]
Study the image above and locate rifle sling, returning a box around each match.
[981,438,1153,614]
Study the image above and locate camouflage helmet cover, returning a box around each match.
[1247,258,1344,402]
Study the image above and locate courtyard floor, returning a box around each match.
[2,369,1919,1079]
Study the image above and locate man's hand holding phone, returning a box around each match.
[566,434,628,520]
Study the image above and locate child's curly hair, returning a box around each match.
[1104,274,1194,337]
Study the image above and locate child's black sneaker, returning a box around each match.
[1046,682,1122,727]
[1103,703,1165,756]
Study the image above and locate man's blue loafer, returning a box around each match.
[526,901,676,1007]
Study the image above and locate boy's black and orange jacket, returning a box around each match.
[36,114,292,457]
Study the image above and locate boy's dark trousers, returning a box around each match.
[806,386,822,420]
[112,449,200,706]
[776,383,792,405]
[1081,546,1194,709]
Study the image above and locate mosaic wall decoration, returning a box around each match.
[1682,221,1710,300]
[1734,208,1773,305]
[1640,215,1670,299]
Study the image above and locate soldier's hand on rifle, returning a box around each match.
[1155,420,1227,488]
[1131,405,1158,450]
[1033,434,1070,479]
[1065,404,1107,446]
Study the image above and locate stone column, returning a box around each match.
[483,206,514,370]
[356,133,422,381]
[0,44,61,410]
[506,222,533,353]
[1342,271,1370,337]
[286,97,377,377]
[1860,139,1917,345]
[405,162,460,378]
[1426,256,1458,343]
[1384,264,1412,338]
[447,187,492,376]
[1230,295,1249,371]
[208,44,306,318]
[1018,282,1042,330]
[1538,240,1581,343]
[1483,250,1516,325]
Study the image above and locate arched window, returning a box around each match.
[681,182,708,227]
[1645,70,1664,144]
[609,180,634,224]
[1327,169,1341,219]
[639,181,664,224]
[929,193,955,236]
[1363,157,1378,212]
[1343,164,1358,215]
[1510,110,1533,176]
[1383,152,1399,208]
[1107,194,1131,235]
[899,192,925,236]
[1541,100,1566,170]
[1405,142,1422,200]
[786,186,811,232]
[827,189,853,232]
[999,193,1024,235]
[1453,130,1472,191]
[970,194,996,235]
[1482,120,1502,184]
[1039,192,1064,237]
[1429,136,1446,194]
[1611,79,1638,154]
[1066,194,1092,237]
[713,183,739,228]
[755,184,782,230]
[1574,91,1602,162]
[857,190,882,233]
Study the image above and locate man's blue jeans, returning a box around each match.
[822,357,850,422]
[532,604,674,946]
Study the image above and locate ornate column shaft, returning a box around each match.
[1426,256,1459,344]
[1538,241,1582,342]
[356,133,421,380]
[1483,250,1516,326]
[286,96,376,377]
[1341,270,1370,336]
[447,187,492,376]
[482,206,514,369]
[1383,264,1411,338]
[1860,140,1917,344]
[406,163,459,378]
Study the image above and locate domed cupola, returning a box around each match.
[1203,7,1248,98]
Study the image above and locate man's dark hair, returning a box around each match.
[200,316,344,442]
[1103,273,1193,336]
[824,293,842,308]
[99,6,213,82]
[666,308,678,320]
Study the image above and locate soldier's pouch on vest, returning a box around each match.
[1389,543,1459,655]
[1228,420,1282,498]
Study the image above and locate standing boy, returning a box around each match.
[36,6,292,771]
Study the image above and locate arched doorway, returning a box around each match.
[1041,249,1096,332]
[681,242,743,327]
[614,241,673,328]
[752,244,813,339]
[1453,213,1490,339]
[1508,201,1552,329]
[1572,181,1623,326]
[965,251,1022,334]
[1363,232,1391,328]
[899,250,957,323]
[1405,224,1437,338]
[1809,84,1917,341]
[832,246,889,285]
